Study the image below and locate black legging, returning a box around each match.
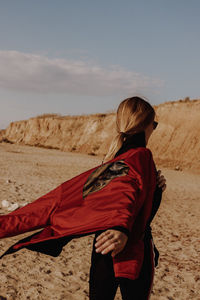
[89,231,156,300]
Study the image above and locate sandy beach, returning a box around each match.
[0,142,199,300]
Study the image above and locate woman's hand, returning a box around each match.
[157,169,167,192]
[95,229,128,258]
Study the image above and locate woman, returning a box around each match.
[0,96,166,300]
[89,96,167,300]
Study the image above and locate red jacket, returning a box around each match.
[0,146,157,280]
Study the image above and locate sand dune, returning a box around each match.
[1,99,200,172]
[0,143,199,299]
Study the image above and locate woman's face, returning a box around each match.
[145,120,157,144]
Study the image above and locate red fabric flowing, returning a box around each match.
[0,147,156,280]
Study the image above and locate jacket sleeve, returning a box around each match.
[118,147,157,233]
[92,148,156,237]
[0,184,62,239]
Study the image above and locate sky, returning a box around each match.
[0,0,200,129]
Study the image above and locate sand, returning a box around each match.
[0,143,199,300]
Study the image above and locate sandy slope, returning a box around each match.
[0,143,199,300]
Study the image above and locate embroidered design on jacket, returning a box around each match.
[83,160,129,198]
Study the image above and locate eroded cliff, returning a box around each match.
[1,99,200,170]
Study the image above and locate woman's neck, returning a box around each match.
[114,131,146,158]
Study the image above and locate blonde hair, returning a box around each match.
[102,96,155,163]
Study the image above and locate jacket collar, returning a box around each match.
[114,131,146,158]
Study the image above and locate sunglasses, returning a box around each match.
[153,121,158,130]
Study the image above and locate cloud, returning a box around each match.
[0,50,164,96]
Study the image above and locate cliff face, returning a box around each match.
[0,129,5,140]
[148,100,200,170]
[1,113,116,155]
[1,99,200,170]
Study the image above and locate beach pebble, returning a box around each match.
[1,200,10,208]
[7,203,19,211]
